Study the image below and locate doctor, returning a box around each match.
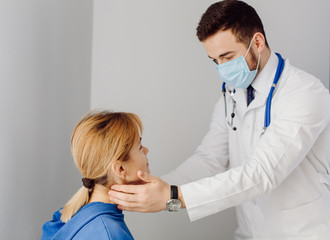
[109,0,330,239]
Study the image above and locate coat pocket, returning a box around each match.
[279,196,330,239]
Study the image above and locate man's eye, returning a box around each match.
[212,59,218,64]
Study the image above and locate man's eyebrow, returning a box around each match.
[219,51,234,58]
[208,51,234,59]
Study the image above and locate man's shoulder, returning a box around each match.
[279,59,327,96]
[283,60,317,81]
[274,59,330,121]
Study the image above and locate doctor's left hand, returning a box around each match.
[109,171,170,212]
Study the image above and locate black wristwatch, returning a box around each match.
[166,185,182,212]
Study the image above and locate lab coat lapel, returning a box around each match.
[230,88,266,117]
[246,91,267,113]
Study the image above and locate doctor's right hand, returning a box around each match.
[108,171,185,212]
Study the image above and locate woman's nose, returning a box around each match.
[143,147,149,154]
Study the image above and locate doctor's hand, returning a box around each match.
[109,171,179,212]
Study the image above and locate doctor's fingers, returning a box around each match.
[117,204,153,213]
[110,183,147,194]
[109,190,139,203]
[110,197,150,212]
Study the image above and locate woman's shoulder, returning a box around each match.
[77,215,134,239]
[41,208,65,240]
[74,202,134,239]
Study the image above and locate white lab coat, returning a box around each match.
[162,52,330,239]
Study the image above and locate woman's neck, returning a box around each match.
[88,184,114,204]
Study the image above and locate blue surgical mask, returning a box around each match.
[214,39,260,89]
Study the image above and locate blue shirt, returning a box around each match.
[41,202,134,240]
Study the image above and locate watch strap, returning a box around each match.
[170,185,178,199]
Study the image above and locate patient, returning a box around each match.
[41,111,149,240]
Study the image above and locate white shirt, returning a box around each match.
[162,52,330,239]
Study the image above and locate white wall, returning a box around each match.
[1,0,328,239]
[0,0,93,239]
[91,0,329,239]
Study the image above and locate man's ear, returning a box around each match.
[253,32,266,54]
[111,160,126,180]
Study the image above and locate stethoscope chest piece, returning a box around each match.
[222,84,237,131]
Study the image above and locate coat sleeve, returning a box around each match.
[181,72,330,221]
[161,96,229,185]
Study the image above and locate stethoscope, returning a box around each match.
[222,53,285,135]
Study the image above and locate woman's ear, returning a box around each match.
[111,160,127,181]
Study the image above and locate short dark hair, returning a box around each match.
[196,0,269,47]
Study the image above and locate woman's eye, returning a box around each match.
[139,145,143,150]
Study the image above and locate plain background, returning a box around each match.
[0,0,329,239]
[0,0,93,239]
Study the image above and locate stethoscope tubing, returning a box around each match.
[264,53,284,129]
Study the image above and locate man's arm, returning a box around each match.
[179,74,330,221]
[109,72,330,215]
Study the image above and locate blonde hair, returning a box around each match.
[60,111,143,222]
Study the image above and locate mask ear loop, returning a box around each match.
[256,53,261,71]
[244,39,254,58]
[244,38,261,71]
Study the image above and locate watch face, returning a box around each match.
[166,199,182,212]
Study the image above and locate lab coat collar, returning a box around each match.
[251,51,279,96]
[228,51,280,115]
[238,51,279,113]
